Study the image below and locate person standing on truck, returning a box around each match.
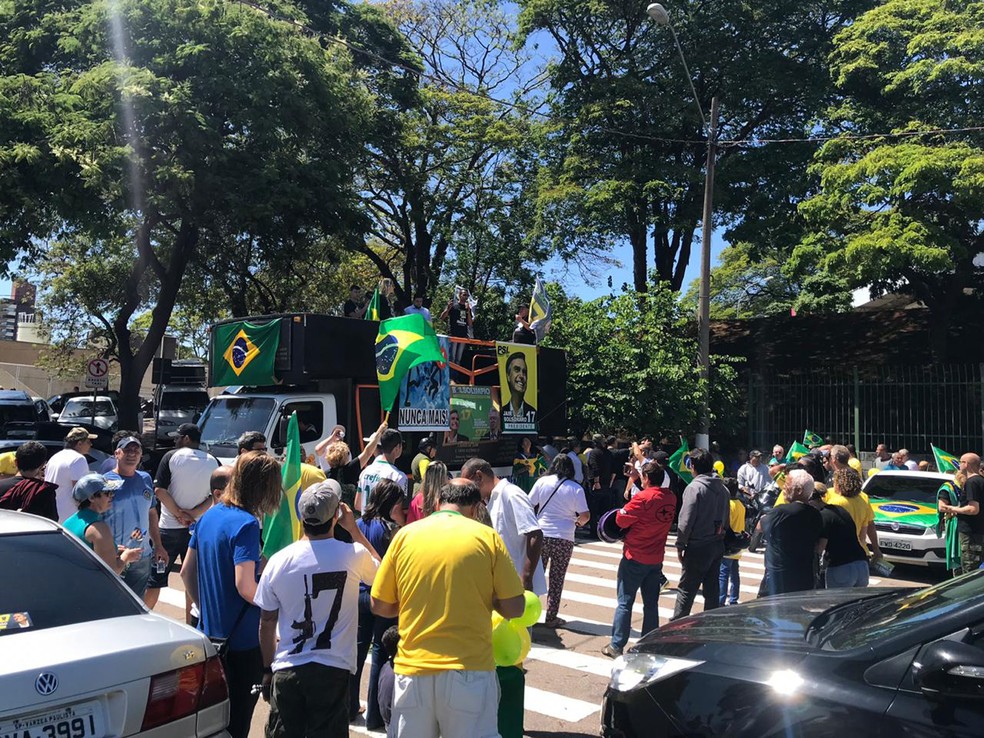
[356,429,407,514]
[344,285,368,319]
[440,288,473,373]
[404,293,432,323]
[147,423,220,614]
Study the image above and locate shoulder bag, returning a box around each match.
[533,478,566,517]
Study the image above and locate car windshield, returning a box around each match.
[817,571,984,651]
[160,391,210,414]
[0,405,36,426]
[198,397,275,448]
[863,474,949,505]
[0,531,143,635]
[62,400,115,418]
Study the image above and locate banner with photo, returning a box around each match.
[496,341,537,434]
[398,336,451,431]
[447,385,493,444]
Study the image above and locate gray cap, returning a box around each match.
[296,480,342,525]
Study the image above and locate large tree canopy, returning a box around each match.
[0,0,385,424]
[790,0,984,355]
[518,0,874,293]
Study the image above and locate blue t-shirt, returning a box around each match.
[189,503,261,652]
[102,470,155,558]
[357,517,394,593]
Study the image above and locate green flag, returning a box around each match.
[667,438,694,484]
[932,444,960,475]
[365,288,382,321]
[803,429,824,448]
[262,412,302,559]
[375,314,445,412]
[937,481,962,571]
[212,319,280,386]
[785,441,810,463]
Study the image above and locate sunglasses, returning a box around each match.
[92,490,115,499]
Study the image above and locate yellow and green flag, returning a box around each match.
[365,288,382,321]
[375,314,445,412]
[262,412,302,559]
[212,319,280,386]
[667,438,694,484]
[803,429,824,448]
[932,444,960,475]
[785,440,810,463]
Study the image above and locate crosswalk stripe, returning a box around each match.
[564,569,764,597]
[527,646,614,678]
[558,587,676,620]
[537,614,640,640]
[573,545,768,572]
[524,686,600,722]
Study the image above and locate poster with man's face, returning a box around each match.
[496,342,537,434]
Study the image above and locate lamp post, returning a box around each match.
[647,2,719,451]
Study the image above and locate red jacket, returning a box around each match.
[0,477,59,521]
[616,485,676,565]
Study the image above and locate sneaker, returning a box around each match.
[601,644,623,658]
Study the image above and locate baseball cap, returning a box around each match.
[65,427,98,444]
[653,450,669,464]
[72,473,123,502]
[168,423,202,441]
[116,436,143,451]
[750,449,762,458]
[296,480,342,525]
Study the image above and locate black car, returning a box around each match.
[602,573,984,737]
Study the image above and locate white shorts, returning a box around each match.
[392,670,500,738]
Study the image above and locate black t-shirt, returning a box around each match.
[343,299,360,317]
[610,448,631,482]
[586,447,613,487]
[512,323,536,345]
[958,474,984,535]
[820,505,867,567]
[448,304,469,337]
[763,502,823,594]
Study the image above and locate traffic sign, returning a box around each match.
[84,358,109,390]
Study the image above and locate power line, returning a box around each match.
[232,0,984,150]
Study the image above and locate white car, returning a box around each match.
[56,396,118,432]
[0,511,230,737]
[862,470,953,567]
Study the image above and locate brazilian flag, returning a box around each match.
[365,288,382,321]
[212,319,280,386]
[375,314,445,412]
[932,444,960,474]
[803,429,824,448]
[262,412,302,559]
[785,440,810,463]
[667,438,694,484]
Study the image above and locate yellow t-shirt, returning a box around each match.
[724,499,746,560]
[371,510,524,675]
[291,463,328,540]
[825,490,873,547]
[0,452,16,477]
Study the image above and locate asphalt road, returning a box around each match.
[152,535,947,738]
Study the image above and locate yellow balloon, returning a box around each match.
[492,619,522,667]
[513,623,531,665]
[492,611,504,630]
[515,591,542,628]
[867,467,878,478]
[713,460,725,475]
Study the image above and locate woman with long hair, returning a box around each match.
[180,452,282,738]
[528,453,589,628]
[408,460,448,522]
[351,479,406,728]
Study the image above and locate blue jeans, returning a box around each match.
[718,558,740,605]
[825,559,869,588]
[611,557,663,651]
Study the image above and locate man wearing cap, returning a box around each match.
[44,426,98,522]
[64,474,143,574]
[104,436,166,600]
[254,481,381,737]
[737,450,770,503]
[602,461,676,658]
[147,423,220,613]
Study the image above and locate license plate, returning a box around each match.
[881,539,912,551]
[0,701,102,738]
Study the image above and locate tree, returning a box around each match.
[543,283,742,437]
[790,0,984,357]
[517,0,875,293]
[1,0,378,426]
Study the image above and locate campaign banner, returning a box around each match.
[398,336,451,432]
[496,342,537,434]
[448,385,492,444]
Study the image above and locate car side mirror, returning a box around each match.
[914,640,984,702]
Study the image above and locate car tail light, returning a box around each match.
[142,656,228,731]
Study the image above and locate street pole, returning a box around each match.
[695,96,719,451]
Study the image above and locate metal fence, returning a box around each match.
[746,364,984,455]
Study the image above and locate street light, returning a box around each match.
[646,2,719,451]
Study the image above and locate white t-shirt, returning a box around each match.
[488,479,546,595]
[154,448,220,529]
[253,538,378,673]
[45,448,90,522]
[904,460,919,471]
[528,474,588,542]
[357,457,408,514]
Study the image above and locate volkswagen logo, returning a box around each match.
[35,673,58,696]
[891,522,900,532]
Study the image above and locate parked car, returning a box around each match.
[863,470,952,567]
[602,574,984,737]
[0,390,49,428]
[154,386,210,446]
[0,510,231,736]
[55,396,119,432]
[47,391,122,417]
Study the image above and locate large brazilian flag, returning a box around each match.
[212,318,280,386]
[869,499,939,530]
[262,412,302,559]
[375,314,445,412]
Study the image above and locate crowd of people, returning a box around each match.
[2,424,982,738]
